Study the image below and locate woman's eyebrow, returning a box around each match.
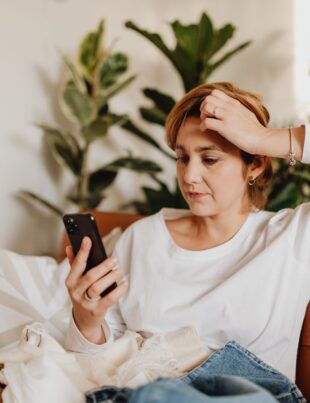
[175,144,224,152]
[196,145,223,152]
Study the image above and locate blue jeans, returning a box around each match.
[85,341,305,403]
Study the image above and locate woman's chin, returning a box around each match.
[186,201,218,217]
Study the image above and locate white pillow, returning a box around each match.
[0,227,122,349]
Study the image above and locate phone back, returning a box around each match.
[63,213,107,271]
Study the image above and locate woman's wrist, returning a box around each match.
[79,324,106,345]
[257,126,305,161]
[73,309,107,344]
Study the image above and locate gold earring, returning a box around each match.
[248,176,255,186]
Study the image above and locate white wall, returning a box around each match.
[0,0,308,255]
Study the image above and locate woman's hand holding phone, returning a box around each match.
[65,237,128,344]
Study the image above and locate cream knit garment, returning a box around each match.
[0,322,208,403]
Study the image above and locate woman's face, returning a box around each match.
[175,116,257,217]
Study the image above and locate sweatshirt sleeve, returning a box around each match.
[301,124,310,164]
[65,234,129,353]
[65,314,113,353]
[287,202,310,267]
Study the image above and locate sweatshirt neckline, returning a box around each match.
[157,208,255,260]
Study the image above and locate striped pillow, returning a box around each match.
[0,227,122,349]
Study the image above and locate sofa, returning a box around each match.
[59,210,310,401]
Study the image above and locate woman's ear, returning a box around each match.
[249,156,268,179]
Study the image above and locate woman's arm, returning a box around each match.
[200,89,306,161]
[65,301,127,353]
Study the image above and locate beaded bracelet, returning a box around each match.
[288,127,297,166]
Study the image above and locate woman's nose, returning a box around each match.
[183,161,202,184]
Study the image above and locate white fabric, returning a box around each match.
[301,124,310,163]
[0,322,207,403]
[0,227,122,351]
[0,251,71,349]
[67,125,310,382]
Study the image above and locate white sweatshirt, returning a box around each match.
[66,125,310,381]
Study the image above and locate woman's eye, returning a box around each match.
[176,156,188,164]
[203,158,218,165]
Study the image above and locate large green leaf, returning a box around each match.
[143,88,175,114]
[121,119,161,149]
[37,124,82,175]
[129,180,187,214]
[66,193,104,210]
[88,168,118,193]
[96,75,136,109]
[204,40,251,80]
[291,171,310,182]
[19,191,63,216]
[62,55,87,94]
[197,13,214,59]
[53,143,83,176]
[99,53,128,90]
[125,19,201,90]
[171,20,201,62]
[142,183,176,213]
[139,106,166,126]
[205,24,234,61]
[171,13,214,63]
[105,157,163,174]
[78,20,104,78]
[267,182,301,211]
[82,118,109,142]
[125,21,172,63]
[139,89,175,126]
[121,119,175,160]
[126,14,251,91]
[82,114,128,142]
[60,82,95,126]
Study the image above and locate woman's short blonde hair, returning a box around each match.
[165,82,272,210]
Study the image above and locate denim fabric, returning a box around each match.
[86,376,277,403]
[176,341,305,403]
[85,340,306,403]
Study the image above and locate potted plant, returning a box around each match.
[20,20,162,216]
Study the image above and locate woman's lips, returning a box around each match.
[187,192,210,199]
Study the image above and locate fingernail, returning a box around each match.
[82,237,88,246]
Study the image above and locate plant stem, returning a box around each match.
[78,141,90,210]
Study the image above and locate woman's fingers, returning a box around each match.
[76,260,121,300]
[97,280,129,311]
[200,90,231,111]
[211,89,232,101]
[79,280,128,319]
[65,237,92,291]
[201,95,226,115]
[66,245,74,265]
[200,90,267,154]
[200,117,223,134]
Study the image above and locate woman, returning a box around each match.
[65,82,309,402]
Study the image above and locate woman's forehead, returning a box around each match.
[176,116,234,152]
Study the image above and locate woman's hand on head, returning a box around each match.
[200,89,269,155]
[65,237,128,343]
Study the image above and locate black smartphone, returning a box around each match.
[63,213,117,298]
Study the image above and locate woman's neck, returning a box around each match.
[166,203,253,251]
[191,209,250,248]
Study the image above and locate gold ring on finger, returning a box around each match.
[84,289,101,302]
